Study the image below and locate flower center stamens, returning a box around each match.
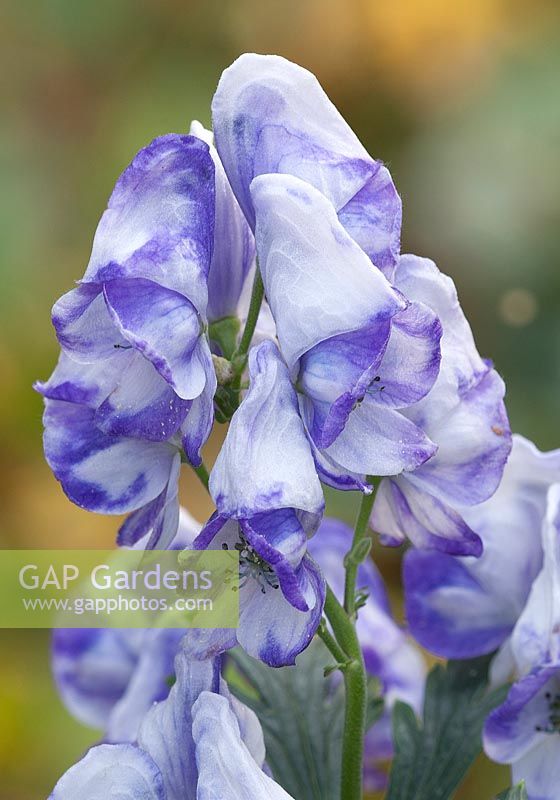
[222,536,279,594]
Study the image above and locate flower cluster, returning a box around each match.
[37,53,524,799]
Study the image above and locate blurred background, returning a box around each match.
[1,0,559,796]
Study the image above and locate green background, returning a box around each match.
[1,0,559,796]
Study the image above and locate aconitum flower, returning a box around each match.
[371,255,512,555]
[36,350,183,548]
[212,53,402,275]
[51,134,217,463]
[403,435,560,660]
[251,174,441,486]
[49,652,294,800]
[186,339,326,667]
[483,483,560,800]
[51,510,199,742]
[308,518,425,791]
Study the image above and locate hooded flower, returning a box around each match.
[50,134,218,464]
[483,482,560,800]
[48,651,294,800]
[212,52,402,276]
[36,349,183,549]
[403,435,560,660]
[185,339,326,667]
[251,174,441,486]
[371,254,512,555]
[308,518,425,791]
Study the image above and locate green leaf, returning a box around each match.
[208,315,240,360]
[386,655,510,800]
[229,640,345,800]
[496,782,528,800]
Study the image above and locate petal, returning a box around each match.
[407,367,512,507]
[138,652,221,800]
[212,53,376,228]
[95,351,191,441]
[104,278,208,401]
[403,549,514,658]
[393,253,487,421]
[43,399,177,513]
[106,628,185,743]
[370,301,442,409]
[190,121,256,323]
[303,422,371,493]
[118,453,181,550]
[320,398,437,477]
[52,283,128,362]
[511,483,560,673]
[241,511,312,612]
[181,353,217,467]
[48,744,165,800]
[51,628,142,731]
[512,735,560,800]
[297,320,392,448]
[237,554,325,667]
[338,165,402,276]
[193,692,295,799]
[371,477,482,556]
[35,349,128,408]
[484,665,560,764]
[251,173,404,371]
[83,134,215,311]
[209,340,323,518]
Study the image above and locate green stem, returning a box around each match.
[324,585,367,800]
[193,462,210,492]
[344,478,377,616]
[317,619,348,666]
[235,267,264,362]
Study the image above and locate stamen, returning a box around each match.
[221,534,279,594]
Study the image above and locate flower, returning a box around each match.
[36,349,184,548]
[483,482,560,800]
[48,650,295,800]
[403,435,560,660]
[51,509,199,742]
[371,254,512,555]
[212,53,402,276]
[185,339,326,667]
[308,518,425,791]
[251,174,441,487]
[50,134,217,464]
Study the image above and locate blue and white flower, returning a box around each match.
[403,435,560,659]
[371,255,512,555]
[483,482,560,800]
[251,175,441,487]
[51,510,200,742]
[212,53,402,276]
[186,339,326,667]
[49,651,294,800]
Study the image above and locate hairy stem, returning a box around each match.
[344,479,377,616]
[193,462,210,492]
[317,619,348,666]
[324,585,367,800]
